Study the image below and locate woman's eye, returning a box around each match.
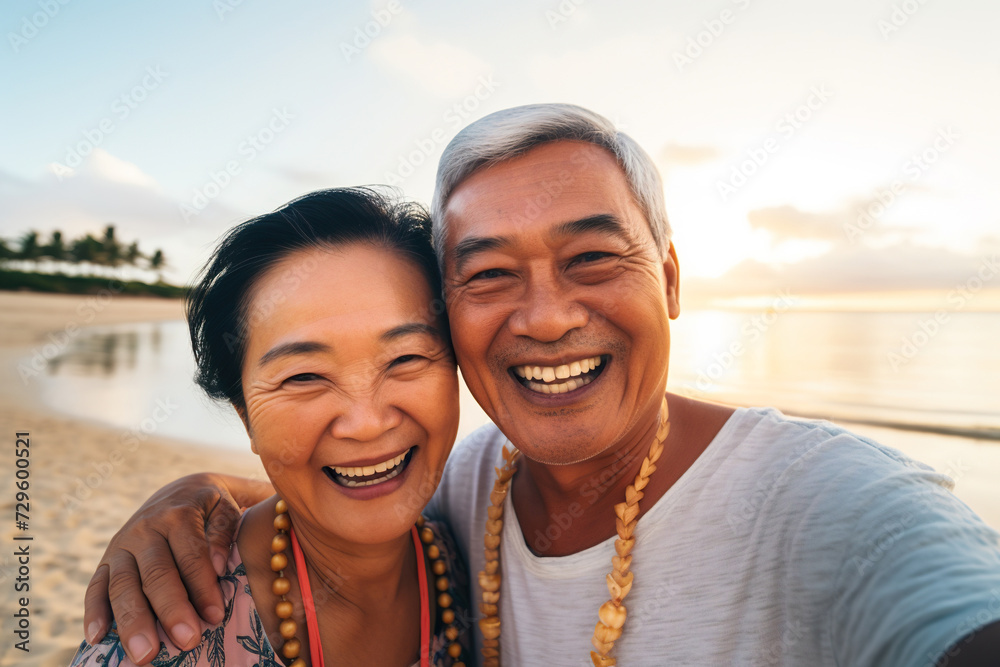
[392,354,423,366]
[285,373,321,383]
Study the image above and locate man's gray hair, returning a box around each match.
[430,103,672,268]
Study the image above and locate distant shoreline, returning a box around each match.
[806,414,1000,441]
[0,268,187,298]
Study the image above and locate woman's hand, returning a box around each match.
[82,472,273,664]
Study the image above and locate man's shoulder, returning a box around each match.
[426,423,505,519]
[726,406,934,475]
[712,407,956,525]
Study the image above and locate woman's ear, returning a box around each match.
[233,403,256,453]
[663,241,680,320]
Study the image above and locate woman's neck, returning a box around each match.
[238,496,422,664]
[286,507,417,613]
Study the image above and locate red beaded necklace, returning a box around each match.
[270,500,465,666]
[288,527,431,667]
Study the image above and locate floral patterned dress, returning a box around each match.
[70,519,471,667]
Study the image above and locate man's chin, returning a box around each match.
[501,420,612,466]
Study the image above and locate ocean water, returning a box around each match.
[26,311,1000,450]
[668,310,1000,437]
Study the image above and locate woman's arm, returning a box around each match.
[82,472,273,664]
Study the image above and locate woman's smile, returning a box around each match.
[324,445,415,488]
[318,448,417,501]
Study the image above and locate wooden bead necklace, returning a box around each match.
[478,398,670,667]
[270,499,466,666]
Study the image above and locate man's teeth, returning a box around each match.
[331,449,409,479]
[513,356,602,382]
[512,356,604,394]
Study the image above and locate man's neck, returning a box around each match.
[510,393,735,556]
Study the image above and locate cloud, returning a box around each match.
[688,240,1000,296]
[4,150,178,237]
[270,165,341,191]
[747,204,845,242]
[81,149,161,188]
[660,143,721,166]
[369,33,493,98]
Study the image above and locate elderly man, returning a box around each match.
[86,104,1000,666]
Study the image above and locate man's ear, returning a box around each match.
[663,241,680,320]
[233,403,256,454]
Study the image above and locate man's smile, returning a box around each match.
[510,354,609,394]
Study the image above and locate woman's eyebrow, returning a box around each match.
[258,341,331,366]
[380,322,443,342]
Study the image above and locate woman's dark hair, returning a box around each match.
[186,186,444,409]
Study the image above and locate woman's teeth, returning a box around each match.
[331,450,408,478]
[513,355,604,394]
[327,448,411,488]
[339,465,405,488]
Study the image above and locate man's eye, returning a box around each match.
[572,252,613,265]
[469,268,507,281]
[391,354,424,366]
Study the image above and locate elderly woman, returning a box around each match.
[71,188,471,666]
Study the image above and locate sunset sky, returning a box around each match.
[2,0,998,301]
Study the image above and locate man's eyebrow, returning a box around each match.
[553,214,631,240]
[258,341,331,366]
[380,322,442,342]
[451,235,512,275]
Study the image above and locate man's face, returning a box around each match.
[442,140,680,464]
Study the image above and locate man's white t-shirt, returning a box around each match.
[426,407,1000,666]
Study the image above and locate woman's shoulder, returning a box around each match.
[422,518,464,575]
[69,543,281,667]
[421,518,474,667]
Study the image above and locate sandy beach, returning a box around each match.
[0,292,264,667]
[1,291,999,666]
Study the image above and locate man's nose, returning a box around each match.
[508,277,589,342]
[329,392,403,442]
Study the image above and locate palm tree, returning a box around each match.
[149,249,166,282]
[102,225,122,269]
[18,231,42,269]
[42,231,67,273]
[125,241,142,266]
[0,238,15,262]
[71,234,103,275]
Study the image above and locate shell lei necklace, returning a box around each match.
[478,397,670,667]
[269,499,465,666]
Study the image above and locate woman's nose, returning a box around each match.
[328,392,403,443]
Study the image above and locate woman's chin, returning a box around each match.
[310,454,441,541]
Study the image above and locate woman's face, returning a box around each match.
[239,244,459,545]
